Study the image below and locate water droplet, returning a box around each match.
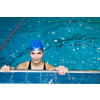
[77,48,79,50]
[16,50,18,52]
[23,45,25,47]
[82,61,84,63]
[13,53,15,55]
[51,55,53,57]
[30,34,32,36]
[83,46,85,49]
[55,63,57,65]
[61,37,65,40]
[80,24,82,26]
[38,21,40,23]
[52,32,55,34]
[73,49,75,51]
[97,58,100,60]
[68,30,70,32]
[90,52,92,54]
[38,35,40,37]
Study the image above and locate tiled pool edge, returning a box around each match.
[0,70,100,84]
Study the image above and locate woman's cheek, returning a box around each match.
[39,55,42,59]
[39,54,43,59]
[31,54,34,59]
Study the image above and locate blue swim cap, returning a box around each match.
[30,39,43,51]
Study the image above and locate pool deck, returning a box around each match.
[0,70,100,84]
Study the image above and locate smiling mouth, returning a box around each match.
[34,59,39,61]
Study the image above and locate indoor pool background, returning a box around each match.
[0,17,100,70]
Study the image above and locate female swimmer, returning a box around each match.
[1,39,68,75]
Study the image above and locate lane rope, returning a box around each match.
[0,17,26,51]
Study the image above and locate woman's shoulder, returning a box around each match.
[45,62,56,70]
[17,61,30,69]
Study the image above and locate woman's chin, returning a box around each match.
[33,60,40,63]
[35,61,39,63]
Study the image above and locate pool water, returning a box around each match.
[0,17,100,70]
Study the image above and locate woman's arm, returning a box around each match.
[1,61,28,72]
[16,62,28,70]
[46,63,56,70]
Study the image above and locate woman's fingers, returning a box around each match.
[57,66,68,75]
[66,68,68,72]
[5,66,10,72]
[2,65,6,72]
[11,67,14,70]
[1,67,4,72]
[1,65,11,72]
[59,70,66,75]
[7,66,10,72]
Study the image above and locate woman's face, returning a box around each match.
[30,49,44,63]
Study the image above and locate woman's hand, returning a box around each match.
[1,65,14,73]
[55,66,68,75]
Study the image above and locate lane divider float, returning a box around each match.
[0,17,26,51]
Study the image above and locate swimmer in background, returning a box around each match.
[1,39,68,75]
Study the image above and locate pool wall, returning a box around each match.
[0,70,100,84]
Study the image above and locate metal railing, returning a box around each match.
[0,70,100,73]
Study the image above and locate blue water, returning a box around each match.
[0,17,100,70]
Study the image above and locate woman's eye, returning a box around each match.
[38,53,41,54]
[32,53,35,54]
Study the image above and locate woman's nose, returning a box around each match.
[35,54,38,58]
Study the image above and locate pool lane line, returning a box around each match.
[0,17,26,51]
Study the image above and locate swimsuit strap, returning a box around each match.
[28,61,31,70]
[43,62,46,70]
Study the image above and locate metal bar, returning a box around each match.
[94,73,100,83]
[9,72,14,83]
[24,72,28,83]
[68,73,72,84]
[54,73,57,84]
[0,70,100,73]
[40,72,42,83]
[81,73,87,84]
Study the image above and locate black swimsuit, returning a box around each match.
[28,61,46,70]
